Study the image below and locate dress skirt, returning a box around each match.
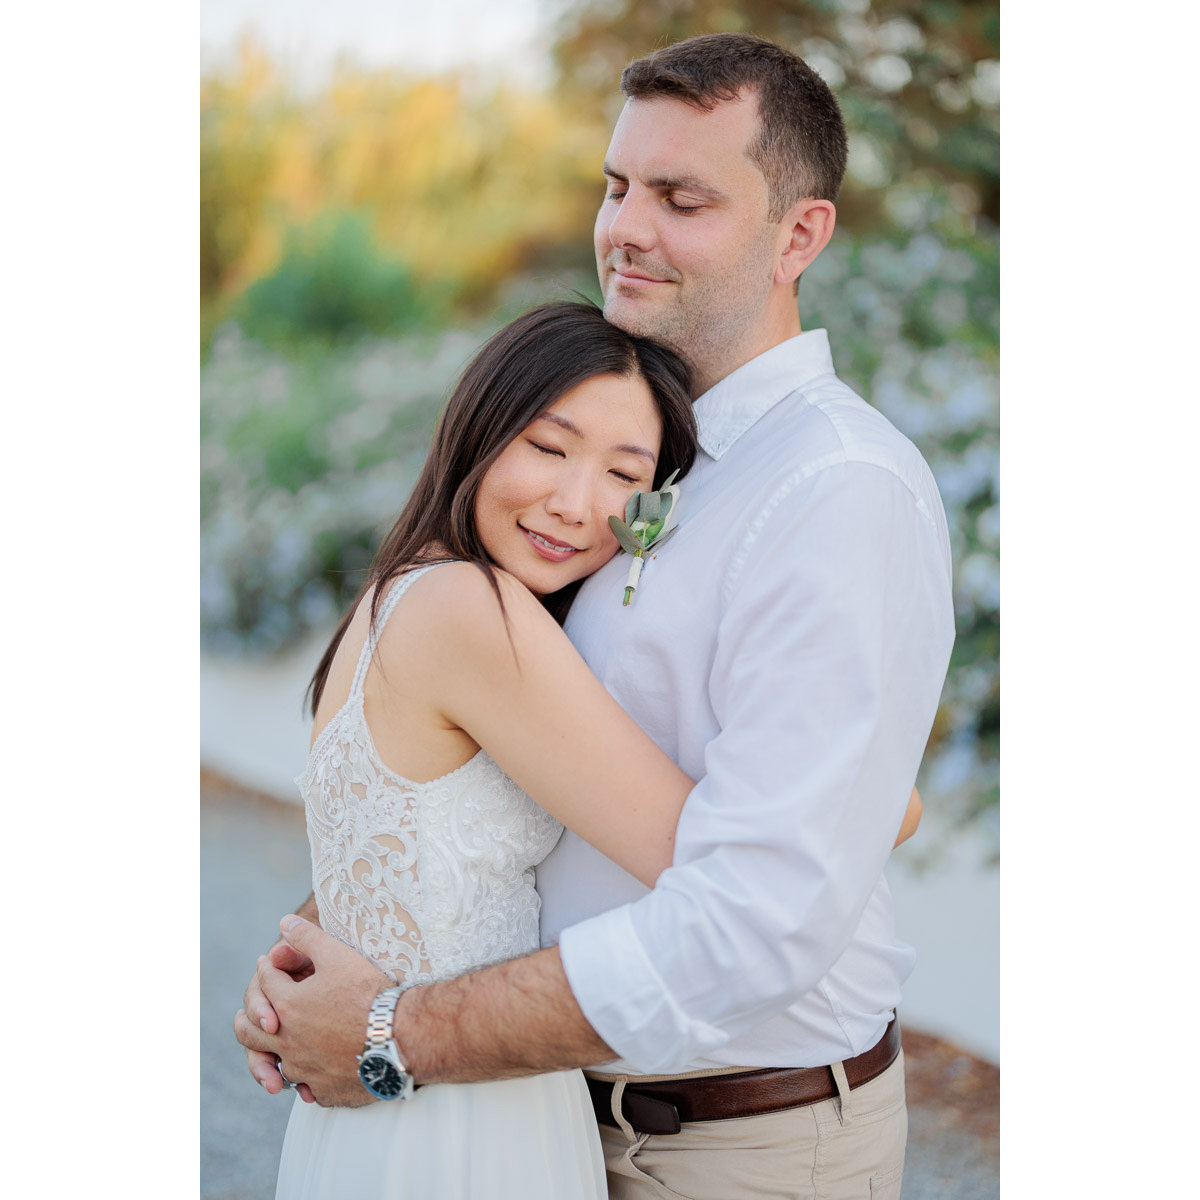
[275,1068,607,1199]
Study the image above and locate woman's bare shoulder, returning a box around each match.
[403,560,551,620]
[388,560,561,660]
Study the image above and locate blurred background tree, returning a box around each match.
[551,0,998,234]
[201,0,998,844]
[201,37,601,345]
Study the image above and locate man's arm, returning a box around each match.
[235,463,953,1092]
[239,773,913,1103]
[557,462,954,1071]
[245,780,919,1092]
[234,917,610,1106]
[394,947,612,1083]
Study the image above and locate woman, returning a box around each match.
[270,302,921,1198]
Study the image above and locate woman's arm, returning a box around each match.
[388,564,921,886]
[402,563,692,887]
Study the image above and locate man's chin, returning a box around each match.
[602,290,667,337]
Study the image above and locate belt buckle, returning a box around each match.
[622,1091,682,1136]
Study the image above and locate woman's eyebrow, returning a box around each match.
[537,412,657,463]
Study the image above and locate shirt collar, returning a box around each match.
[694,329,836,460]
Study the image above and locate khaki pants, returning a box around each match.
[597,1052,907,1200]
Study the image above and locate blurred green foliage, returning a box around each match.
[233,212,449,349]
[201,325,486,650]
[201,1,998,841]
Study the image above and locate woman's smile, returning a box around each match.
[520,526,583,560]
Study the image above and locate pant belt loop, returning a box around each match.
[609,1076,638,1142]
[830,1060,854,1126]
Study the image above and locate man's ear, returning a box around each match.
[774,198,837,286]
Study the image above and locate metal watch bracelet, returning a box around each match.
[365,986,403,1045]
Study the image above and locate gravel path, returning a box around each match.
[201,780,997,1199]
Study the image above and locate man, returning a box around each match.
[236,33,954,1198]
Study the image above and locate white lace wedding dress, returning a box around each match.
[275,564,607,1199]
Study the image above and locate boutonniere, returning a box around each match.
[608,469,683,606]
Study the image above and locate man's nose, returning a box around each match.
[603,188,655,254]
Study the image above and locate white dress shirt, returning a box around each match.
[537,329,955,1075]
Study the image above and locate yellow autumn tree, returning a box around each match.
[201,36,602,332]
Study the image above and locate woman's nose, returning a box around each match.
[545,472,591,525]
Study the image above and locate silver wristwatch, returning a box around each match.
[356,986,415,1100]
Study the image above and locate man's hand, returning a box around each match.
[234,915,394,1108]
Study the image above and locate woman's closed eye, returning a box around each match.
[527,437,648,487]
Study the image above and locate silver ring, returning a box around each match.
[277,1060,299,1090]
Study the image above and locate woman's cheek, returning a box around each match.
[594,525,621,567]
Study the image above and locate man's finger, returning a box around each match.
[278,914,386,982]
[277,914,337,962]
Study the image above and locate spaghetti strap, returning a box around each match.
[288,550,598,1199]
[347,564,439,698]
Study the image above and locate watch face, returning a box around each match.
[358,1052,410,1100]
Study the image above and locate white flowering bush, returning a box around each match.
[201,322,488,655]
[807,225,999,842]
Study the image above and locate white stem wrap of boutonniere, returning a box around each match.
[608,469,683,606]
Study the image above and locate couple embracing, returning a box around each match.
[234,33,954,1200]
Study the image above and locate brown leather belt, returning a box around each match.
[586,1017,901,1136]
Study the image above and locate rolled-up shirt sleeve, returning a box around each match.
[558,461,954,1072]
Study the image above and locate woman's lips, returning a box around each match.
[521,526,580,561]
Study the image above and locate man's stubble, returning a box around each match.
[600,230,781,393]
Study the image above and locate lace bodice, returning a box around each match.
[296,564,563,987]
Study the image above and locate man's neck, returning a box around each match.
[689,307,804,399]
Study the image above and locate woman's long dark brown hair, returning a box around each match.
[307,300,697,717]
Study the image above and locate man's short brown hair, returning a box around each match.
[621,33,848,219]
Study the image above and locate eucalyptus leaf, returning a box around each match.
[611,471,683,559]
[608,516,645,555]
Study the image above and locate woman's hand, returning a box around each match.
[893,786,922,848]
[240,938,319,1102]
[235,916,395,1108]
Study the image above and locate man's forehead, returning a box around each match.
[604,93,762,177]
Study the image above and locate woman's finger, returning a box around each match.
[245,958,281,1033]
[267,939,315,979]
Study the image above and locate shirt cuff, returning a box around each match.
[558,903,726,1073]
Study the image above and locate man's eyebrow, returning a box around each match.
[603,162,724,200]
[537,411,657,463]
